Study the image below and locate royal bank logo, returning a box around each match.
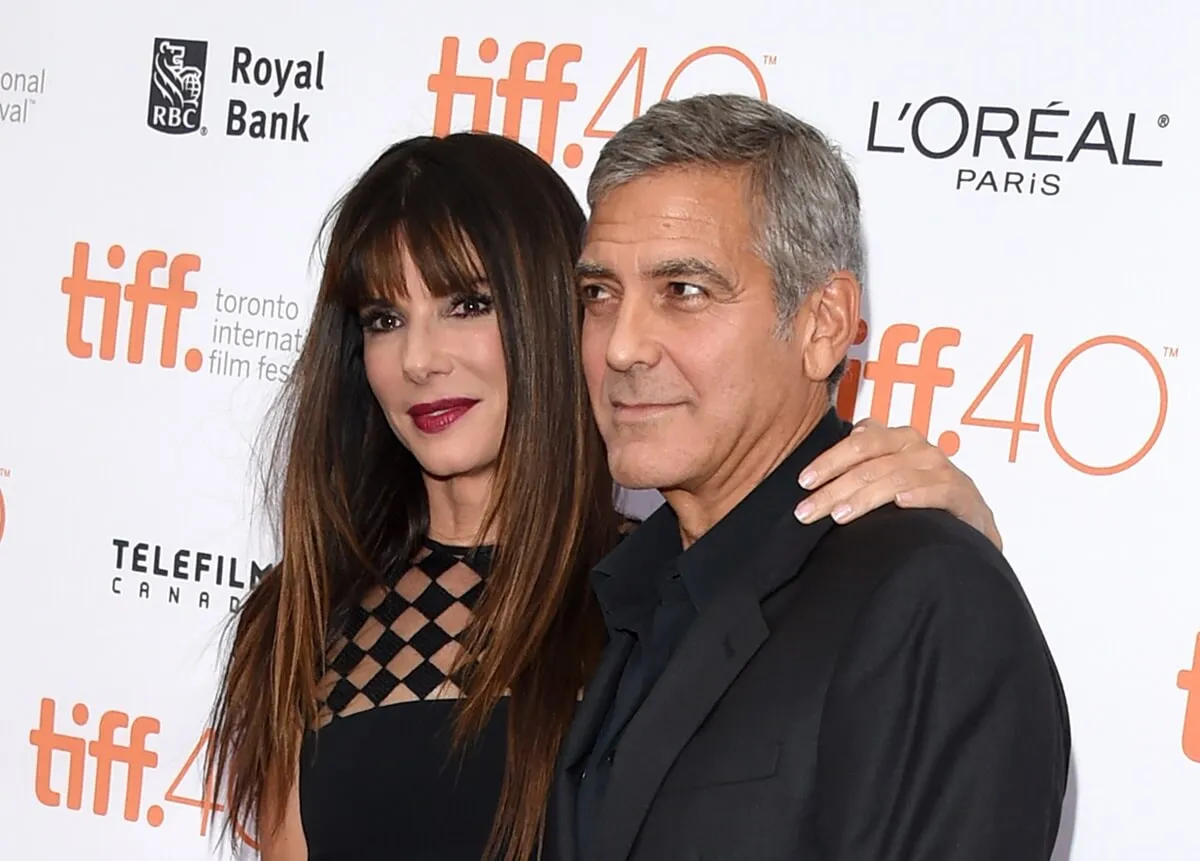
[147,38,208,135]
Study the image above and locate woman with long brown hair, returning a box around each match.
[205,131,1003,861]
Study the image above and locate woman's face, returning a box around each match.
[360,246,509,481]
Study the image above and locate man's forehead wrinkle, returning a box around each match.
[591,211,718,236]
[582,177,748,285]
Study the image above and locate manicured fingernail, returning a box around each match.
[795,502,816,523]
[798,470,817,489]
[895,491,912,505]
[851,424,868,434]
[831,504,852,523]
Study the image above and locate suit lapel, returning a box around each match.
[550,633,635,861]
[594,512,836,861]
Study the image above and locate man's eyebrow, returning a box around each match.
[575,256,738,297]
[575,260,614,280]
[646,257,737,296]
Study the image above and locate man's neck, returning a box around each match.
[423,469,497,546]
[663,398,830,550]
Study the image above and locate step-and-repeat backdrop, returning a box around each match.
[1,1,1196,858]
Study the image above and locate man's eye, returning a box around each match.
[669,282,705,298]
[580,283,611,301]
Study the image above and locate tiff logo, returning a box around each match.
[147,38,208,135]
[427,36,581,163]
[837,321,961,452]
[29,698,163,824]
[61,242,204,372]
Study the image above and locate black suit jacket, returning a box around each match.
[546,504,1070,861]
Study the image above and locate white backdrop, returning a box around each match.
[1,1,1196,858]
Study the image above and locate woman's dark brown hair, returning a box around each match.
[205,132,621,861]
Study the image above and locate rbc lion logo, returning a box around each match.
[147,38,208,135]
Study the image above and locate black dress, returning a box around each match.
[298,540,506,860]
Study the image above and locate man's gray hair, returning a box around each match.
[587,93,864,334]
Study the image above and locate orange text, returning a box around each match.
[29,698,162,824]
[61,242,203,371]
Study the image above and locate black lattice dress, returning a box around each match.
[298,539,506,860]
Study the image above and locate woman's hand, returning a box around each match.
[794,417,1003,551]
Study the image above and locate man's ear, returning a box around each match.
[797,272,861,383]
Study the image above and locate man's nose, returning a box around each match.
[605,292,662,372]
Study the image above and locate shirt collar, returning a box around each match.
[592,408,851,632]
[591,501,682,633]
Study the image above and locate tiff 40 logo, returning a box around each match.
[427,35,769,169]
[835,320,1172,476]
[29,697,256,844]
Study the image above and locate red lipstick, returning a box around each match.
[407,397,479,434]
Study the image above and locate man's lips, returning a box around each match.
[611,401,684,420]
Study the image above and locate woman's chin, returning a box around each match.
[414,452,498,483]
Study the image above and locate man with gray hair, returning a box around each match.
[547,94,1069,860]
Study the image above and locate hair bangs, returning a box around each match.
[338,174,489,313]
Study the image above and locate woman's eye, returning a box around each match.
[451,294,494,317]
[361,310,402,332]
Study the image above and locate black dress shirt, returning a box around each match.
[575,410,847,859]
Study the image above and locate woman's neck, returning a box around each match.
[422,469,497,547]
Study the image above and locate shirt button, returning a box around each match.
[606,750,616,764]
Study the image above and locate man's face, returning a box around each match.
[578,167,830,493]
